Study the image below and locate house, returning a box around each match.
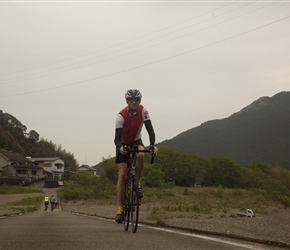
[0,151,43,178]
[29,157,65,180]
[91,162,104,176]
[3,165,43,178]
[76,164,95,175]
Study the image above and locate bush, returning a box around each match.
[213,185,224,198]
[143,163,164,187]
[59,173,115,201]
[279,195,290,208]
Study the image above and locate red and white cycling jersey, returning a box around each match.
[115,104,151,144]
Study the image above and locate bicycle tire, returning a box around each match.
[130,177,139,233]
[123,180,130,231]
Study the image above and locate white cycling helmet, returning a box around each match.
[125,89,142,99]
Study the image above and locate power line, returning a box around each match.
[1,14,289,98]
[0,2,234,78]
[0,1,274,84]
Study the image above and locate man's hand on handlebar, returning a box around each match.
[119,145,128,155]
[149,145,158,156]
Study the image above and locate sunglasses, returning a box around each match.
[127,98,141,103]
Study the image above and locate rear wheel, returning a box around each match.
[130,177,139,233]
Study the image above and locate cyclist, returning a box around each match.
[44,196,49,211]
[114,89,157,223]
[50,195,56,212]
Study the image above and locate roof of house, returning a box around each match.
[77,165,93,171]
[3,165,42,170]
[0,151,30,164]
[28,157,62,162]
[91,162,104,175]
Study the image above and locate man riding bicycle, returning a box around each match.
[44,196,49,211]
[114,89,157,223]
[50,195,56,212]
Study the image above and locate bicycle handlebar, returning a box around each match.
[137,149,155,164]
[124,146,156,164]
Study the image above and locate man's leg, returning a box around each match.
[115,162,127,223]
[136,145,145,181]
[136,145,145,198]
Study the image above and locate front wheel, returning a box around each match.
[123,181,130,231]
[130,177,139,233]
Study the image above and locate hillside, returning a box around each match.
[159,91,290,169]
[0,110,78,169]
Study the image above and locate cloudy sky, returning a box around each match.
[1,1,289,166]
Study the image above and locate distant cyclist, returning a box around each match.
[114,89,157,223]
[44,196,49,211]
[50,195,56,211]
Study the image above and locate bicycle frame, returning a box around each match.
[123,146,155,233]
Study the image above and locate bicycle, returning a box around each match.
[51,202,55,212]
[44,202,49,211]
[122,146,155,233]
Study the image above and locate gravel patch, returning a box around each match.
[61,200,290,249]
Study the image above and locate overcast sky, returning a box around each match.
[1,1,289,166]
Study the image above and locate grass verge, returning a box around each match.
[3,196,43,215]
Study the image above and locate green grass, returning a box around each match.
[6,196,43,206]
[0,186,43,216]
[0,185,42,194]
[4,196,43,215]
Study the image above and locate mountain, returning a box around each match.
[159,91,290,169]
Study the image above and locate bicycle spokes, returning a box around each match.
[130,179,139,233]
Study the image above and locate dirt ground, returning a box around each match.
[1,191,290,249]
[60,199,290,249]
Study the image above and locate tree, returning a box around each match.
[154,146,208,186]
[209,157,242,188]
[28,130,39,142]
[271,166,290,190]
[102,157,118,184]
[0,110,79,170]
[241,162,290,203]
[0,113,27,137]
[142,163,164,187]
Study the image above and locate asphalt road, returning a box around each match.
[0,207,275,250]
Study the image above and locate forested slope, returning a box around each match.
[159,91,290,169]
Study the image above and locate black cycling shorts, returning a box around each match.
[115,139,144,164]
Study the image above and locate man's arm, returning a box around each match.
[114,128,122,148]
[115,113,124,148]
[144,120,155,146]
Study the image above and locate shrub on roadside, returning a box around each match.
[59,173,115,201]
